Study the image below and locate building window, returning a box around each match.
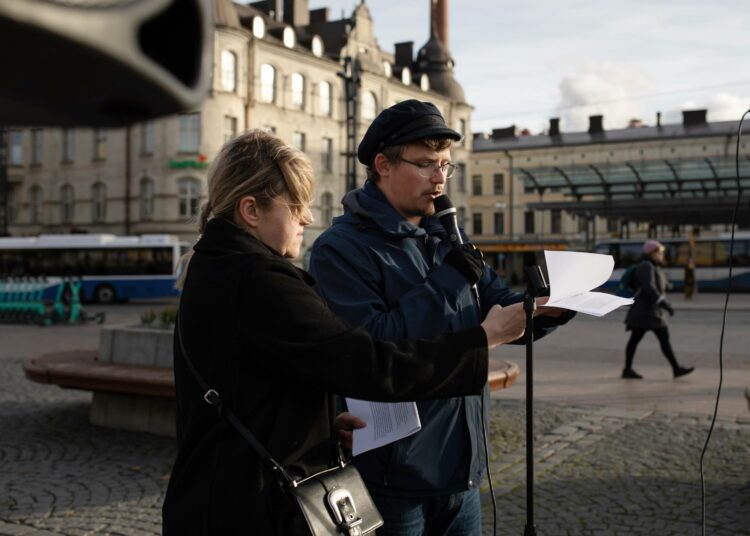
[362,91,377,121]
[292,131,306,151]
[141,121,154,155]
[321,192,333,225]
[494,211,504,235]
[523,181,535,194]
[282,26,295,48]
[260,64,276,103]
[31,129,43,165]
[91,182,106,223]
[472,213,483,235]
[456,163,466,193]
[140,177,154,220]
[322,137,333,171]
[472,174,482,196]
[524,210,535,234]
[93,128,107,160]
[550,209,561,234]
[29,186,42,224]
[224,115,237,143]
[319,81,332,116]
[220,50,237,92]
[62,129,75,162]
[178,178,201,218]
[178,113,200,153]
[607,217,619,233]
[6,188,16,224]
[10,130,23,165]
[458,207,467,229]
[291,73,306,110]
[493,173,504,195]
[60,184,74,223]
[458,118,467,145]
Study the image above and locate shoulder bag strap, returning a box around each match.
[175,307,296,485]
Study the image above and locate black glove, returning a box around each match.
[659,300,674,316]
[444,244,484,285]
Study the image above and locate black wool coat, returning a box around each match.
[624,257,669,331]
[162,218,489,535]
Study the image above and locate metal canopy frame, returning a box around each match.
[517,155,750,225]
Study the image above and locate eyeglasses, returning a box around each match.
[399,158,457,179]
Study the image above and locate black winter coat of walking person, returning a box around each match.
[161,218,492,535]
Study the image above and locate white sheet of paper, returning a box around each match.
[544,250,633,316]
[345,399,421,457]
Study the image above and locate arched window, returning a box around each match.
[361,91,377,121]
[291,73,306,110]
[221,50,237,92]
[178,178,202,218]
[140,177,154,220]
[319,81,332,117]
[91,182,107,222]
[260,64,276,103]
[28,186,42,224]
[282,26,295,48]
[321,192,333,226]
[60,184,74,223]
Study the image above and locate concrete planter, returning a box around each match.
[98,324,174,368]
[92,324,176,436]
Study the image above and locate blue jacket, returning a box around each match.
[309,181,559,496]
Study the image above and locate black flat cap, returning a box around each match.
[357,99,462,166]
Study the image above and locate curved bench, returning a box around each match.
[23,351,521,436]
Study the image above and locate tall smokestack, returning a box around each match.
[431,0,448,48]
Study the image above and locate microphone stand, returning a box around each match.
[523,266,548,536]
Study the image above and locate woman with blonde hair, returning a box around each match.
[161,130,527,534]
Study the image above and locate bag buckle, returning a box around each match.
[327,488,363,535]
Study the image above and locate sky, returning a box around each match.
[308,0,750,134]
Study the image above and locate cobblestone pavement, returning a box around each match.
[2,296,750,535]
[482,400,750,535]
[2,356,748,535]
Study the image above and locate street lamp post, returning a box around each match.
[338,56,361,193]
[0,127,9,236]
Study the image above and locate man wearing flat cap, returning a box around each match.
[310,100,572,534]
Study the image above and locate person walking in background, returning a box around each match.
[622,239,695,379]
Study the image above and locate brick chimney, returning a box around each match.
[682,109,707,126]
[549,117,560,136]
[432,0,448,47]
[492,126,518,139]
[283,0,309,26]
[588,115,604,134]
[395,42,414,68]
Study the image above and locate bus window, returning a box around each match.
[619,243,642,266]
[718,240,750,266]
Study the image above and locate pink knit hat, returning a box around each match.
[643,239,664,254]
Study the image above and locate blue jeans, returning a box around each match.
[369,486,482,536]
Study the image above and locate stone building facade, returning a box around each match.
[4,0,472,265]
[469,110,748,280]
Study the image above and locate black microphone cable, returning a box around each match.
[699,107,750,536]
[434,195,497,535]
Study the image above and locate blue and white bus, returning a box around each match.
[0,234,188,302]
[595,234,750,292]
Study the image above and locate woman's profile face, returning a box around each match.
[256,195,313,258]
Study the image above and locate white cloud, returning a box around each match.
[556,63,653,132]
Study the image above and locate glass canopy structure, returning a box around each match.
[520,156,750,225]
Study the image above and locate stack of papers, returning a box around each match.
[344,399,421,456]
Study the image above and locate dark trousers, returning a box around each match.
[625,326,679,371]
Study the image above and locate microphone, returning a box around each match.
[433,195,481,305]
[433,195,463,246]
